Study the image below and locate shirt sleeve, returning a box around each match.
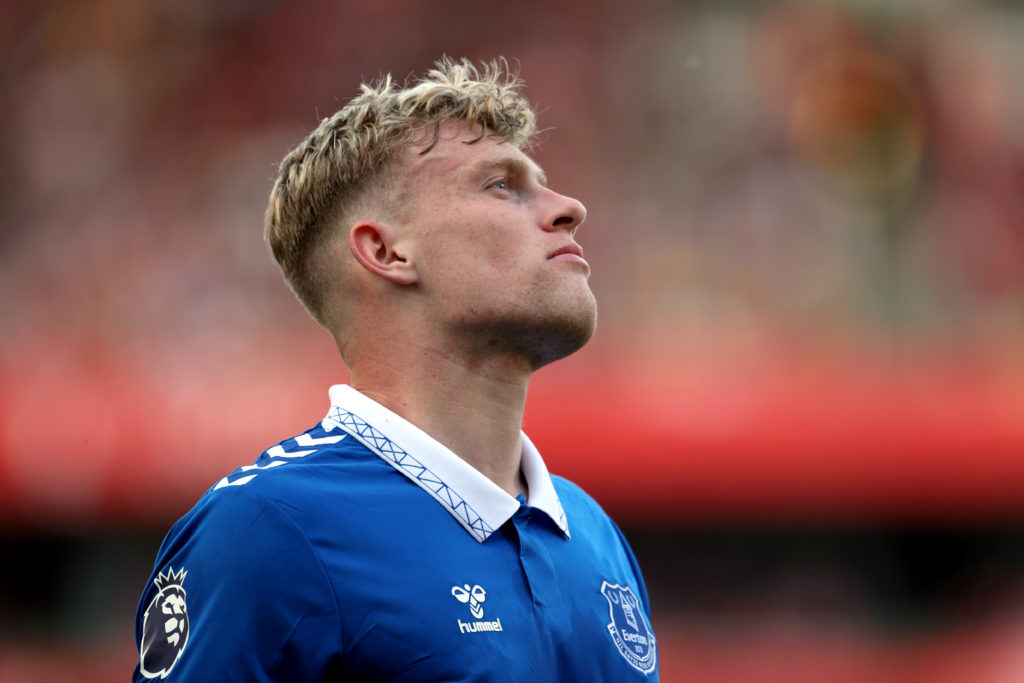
[132,489,342,682]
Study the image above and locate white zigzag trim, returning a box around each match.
[323,407,494,541]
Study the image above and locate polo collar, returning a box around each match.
[321,385,570,543]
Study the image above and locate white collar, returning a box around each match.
[321,385,570,543]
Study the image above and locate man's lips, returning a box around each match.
[548,244,589,267]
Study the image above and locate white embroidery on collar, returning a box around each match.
[322,385,570,542]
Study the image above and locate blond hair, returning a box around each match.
[264,57,537,330]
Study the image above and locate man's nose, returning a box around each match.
[541,188,587,235]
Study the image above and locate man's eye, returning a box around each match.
[491,179,508,191]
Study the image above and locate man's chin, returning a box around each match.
[525,305,598,370]
[455,303,596,370]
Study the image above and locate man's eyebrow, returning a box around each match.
[468,157,548,187]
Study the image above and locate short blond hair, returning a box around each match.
[264,57,537,329]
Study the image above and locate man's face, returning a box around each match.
[393,121,597,368]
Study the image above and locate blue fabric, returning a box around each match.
[133,399,658,681]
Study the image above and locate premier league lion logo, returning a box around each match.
[140,567,190,679]
[601,580,657,675]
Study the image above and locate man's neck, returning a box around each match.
[349,347,532,498]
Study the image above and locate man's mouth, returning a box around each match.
[547,244,588,267]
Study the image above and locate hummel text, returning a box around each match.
[458,618,503,634]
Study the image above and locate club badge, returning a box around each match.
[601,580,657,675]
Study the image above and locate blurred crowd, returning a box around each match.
[3,0,1021,374]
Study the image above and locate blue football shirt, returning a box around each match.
[134,385,658,681]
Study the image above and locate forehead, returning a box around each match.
[399,121,545,185]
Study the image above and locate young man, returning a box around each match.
[133,58,658,682]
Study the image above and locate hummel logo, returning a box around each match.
[452,583,502,634]
[451,584,486,618]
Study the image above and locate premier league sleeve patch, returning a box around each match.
[600,580,657,675]
[140,567,190,679]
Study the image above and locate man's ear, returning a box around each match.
[349,221,417,285]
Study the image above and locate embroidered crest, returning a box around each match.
[140,567,190,679]
[601,580,657,675]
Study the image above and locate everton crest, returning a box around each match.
[140,567,190,679]
[601,580,657,675]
